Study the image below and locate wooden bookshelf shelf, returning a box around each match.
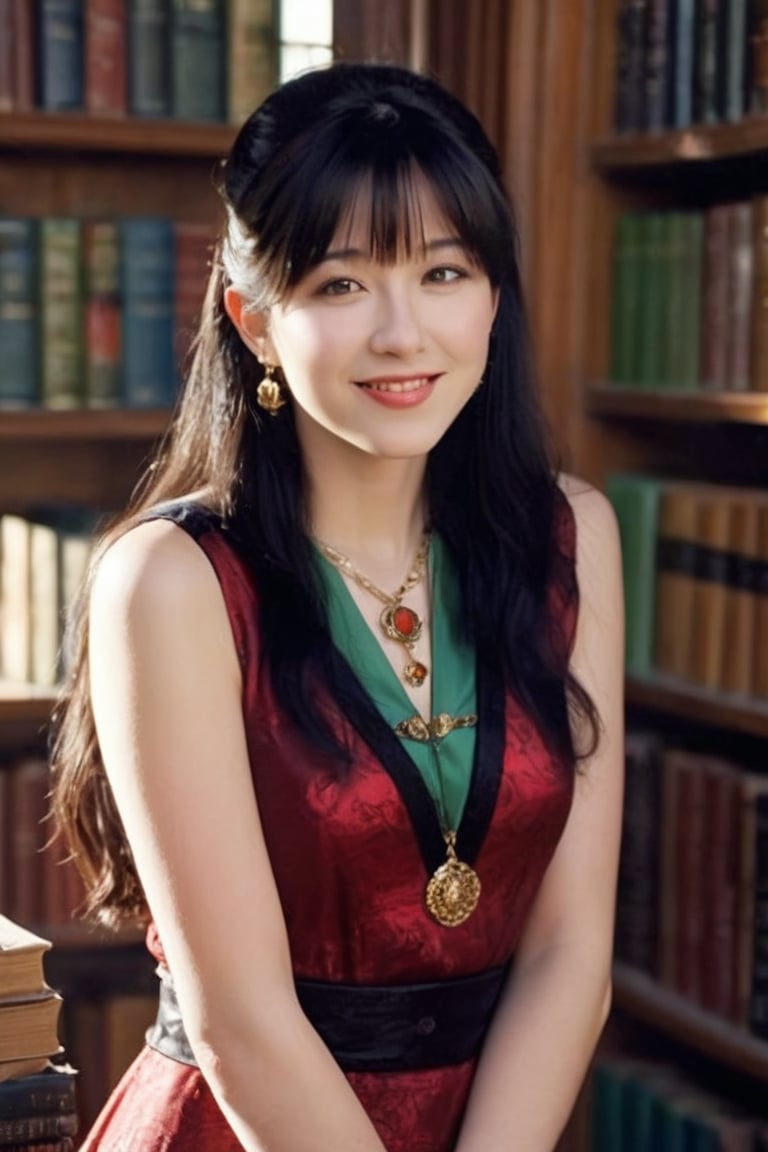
[0,408,170,440]
[613,963,768,1084]
[625,673,768,738]
[586,385,768,425]
[0,111,237,158]
[592,116,768,171]
[0,685,54,749]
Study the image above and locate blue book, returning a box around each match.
[0,218,39,407]
[128,0,171,117]
[37,0,85,110]
[170,0,225,121]
[669,0,696,128]
[120,217,176,408]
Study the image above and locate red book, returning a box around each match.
[85,0,127,116]
[672,750,707,1002]
[698,756,741,1019]
[751,195,768,392]
[83,219,122,408]
[174,221,213,379]
[9,756,50,927]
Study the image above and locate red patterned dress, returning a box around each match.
[80,496,578,1152]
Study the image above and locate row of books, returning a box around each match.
[0,756,85,930]
[0,215,211,411]
[609,200,768,393]
[606,474,768,696]
[617,732,768,1036]
[0,508,101,688]
[613,0,765,134]
[0,913,78,1149]
[0,0,276,126]
[589,1056,767,1149]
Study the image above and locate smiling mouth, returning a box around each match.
[356,376,436,393]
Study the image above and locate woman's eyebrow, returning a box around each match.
[319,237,467,264]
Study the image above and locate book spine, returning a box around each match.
[750,790,768,1037]
[0,1069,77,1121]
[0,218,39,407]
[721,0,748,121]
[692,0,721,123]
[614,0,648,133]
[753,500,768,700]
[751,196,768,392]
[689,488,732,688]
[38,219,84,409]
[227,0,277,125]
[0,0,13,110]
[127,0,170,117]
[643,0,671,131]
[699,202,731,391]
[610,213,643,386]
[671,0,696,128]
[699,760,740,1018]
[0,514,32,684]
[38,0,84,111]
[674,752,706,1001]
[636,212,669,387]
[9,757,50,925]
[83,219,122,408]
[654,482,699,678]
[677,210,704,387]
[170,0,226,121]
[85,0,127,116]
[749,0,768,113]
[726,199,755,392]
[721,494,758,694]
[615,731,662,972]
[605,473,660,676]
[0,1111,78,1145]
[120,217,176,407]
[173,221,212,383]
[12,0,36,109]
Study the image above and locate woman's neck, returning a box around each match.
[306,449,429,582]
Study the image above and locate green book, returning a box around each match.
[605,472,661,676]
[678,211,704,388]
[39,218,84,409]
[636,212,670,389]
[610,213,644,386]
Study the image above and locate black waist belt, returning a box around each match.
[146,963,510,1074]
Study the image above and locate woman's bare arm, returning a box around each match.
[455,480,625,1152]
[89,520,387,1152]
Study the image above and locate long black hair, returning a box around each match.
[51,62,598,926]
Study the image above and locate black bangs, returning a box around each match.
[243,99,518,301]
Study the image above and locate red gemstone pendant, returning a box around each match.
[381,603,423,644]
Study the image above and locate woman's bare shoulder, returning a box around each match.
[91,517,220,624]
[557,471,619,553]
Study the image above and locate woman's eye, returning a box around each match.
[318,278,362,296]
[425,266,466,284]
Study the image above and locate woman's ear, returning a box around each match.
[224,286,271,361]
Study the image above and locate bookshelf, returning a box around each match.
[569,0,768,1145]
[0,103,230,1139]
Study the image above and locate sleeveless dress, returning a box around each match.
[79,496,579,1152]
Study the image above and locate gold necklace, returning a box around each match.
[396,712,482,928]
[316,533,431,687]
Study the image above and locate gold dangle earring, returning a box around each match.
[256,363,287,415]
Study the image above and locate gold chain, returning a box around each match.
[315,533,430,607]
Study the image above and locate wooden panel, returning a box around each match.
[0,113,235,156]
[333,0,412,65]
[0,440,159,510]
[0,154,225,222]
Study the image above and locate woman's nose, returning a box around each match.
[368,290,425,357]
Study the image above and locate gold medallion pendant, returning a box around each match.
[425,832,481,927]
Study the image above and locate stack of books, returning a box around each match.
[0,914,78,1149]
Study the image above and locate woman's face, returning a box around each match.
[261,179,498,465]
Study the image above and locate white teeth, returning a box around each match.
[362,378,430,393]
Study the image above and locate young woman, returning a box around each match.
[51,61,624,1152]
